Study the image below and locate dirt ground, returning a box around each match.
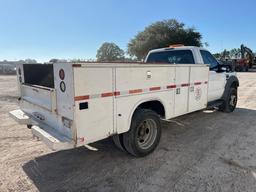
[0,73,256,192]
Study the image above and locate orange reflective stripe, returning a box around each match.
[129,89,143,94]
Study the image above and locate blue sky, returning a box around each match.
[0,0,255,62]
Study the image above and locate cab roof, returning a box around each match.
[147,46,207,55]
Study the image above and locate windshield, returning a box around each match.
[146,50,195,64]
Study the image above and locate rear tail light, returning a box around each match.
[59,69,65,80]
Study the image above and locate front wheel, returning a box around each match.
[219,87,237,113]
[122,109,161,157]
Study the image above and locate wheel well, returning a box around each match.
[136,100,165,118]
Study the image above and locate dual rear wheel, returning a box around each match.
[113,108,161,157]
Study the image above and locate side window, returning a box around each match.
[200,50,219,70]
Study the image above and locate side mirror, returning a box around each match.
[219,65,232,72]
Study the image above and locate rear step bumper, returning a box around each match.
[31,125,75,151]
[9,109,75,151]
[9,109,31,124]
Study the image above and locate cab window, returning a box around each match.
[146,50,195,64]
[200,50,219,70]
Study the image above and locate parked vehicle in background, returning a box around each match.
[218,44,255,72]
[9,45,239,157]
[241,44,255,69]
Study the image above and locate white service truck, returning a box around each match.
[10,46,239,157]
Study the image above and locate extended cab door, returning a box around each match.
[200,50,226,102]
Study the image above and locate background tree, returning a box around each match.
[127,19,202,60]
[96,42,125,62]
[49,58,59,63]
[49,58,67,63]
[203,42,210,47]
[229,48,241,59]
[213,48,242,60]
[222,49,230,59]
[213,53,222,59]
[24,59,37,63]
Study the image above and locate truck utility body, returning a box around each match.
[10,46,239,157]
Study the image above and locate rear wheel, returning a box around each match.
[219,87,237,113]
[122,109,161,157]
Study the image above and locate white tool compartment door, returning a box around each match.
[188,66,208,112]
[74,67,114,144]
[174,66,189,116]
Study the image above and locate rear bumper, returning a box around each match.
[9,109,31,124]
[31,125,75,151]
[9,109,75,151]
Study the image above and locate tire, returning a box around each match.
[219,87,237,113]
[122,108,161,157]
[112,134,126,152]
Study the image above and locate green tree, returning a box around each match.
[229,48,241,59]
[127,19,202,60]
[213,53,222,59]
[49,58,59,63]
[221,49,230,59]
[203,42,210,47]
[96,42,125,62]
[24,59,37,63]
[214,49,239,60]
